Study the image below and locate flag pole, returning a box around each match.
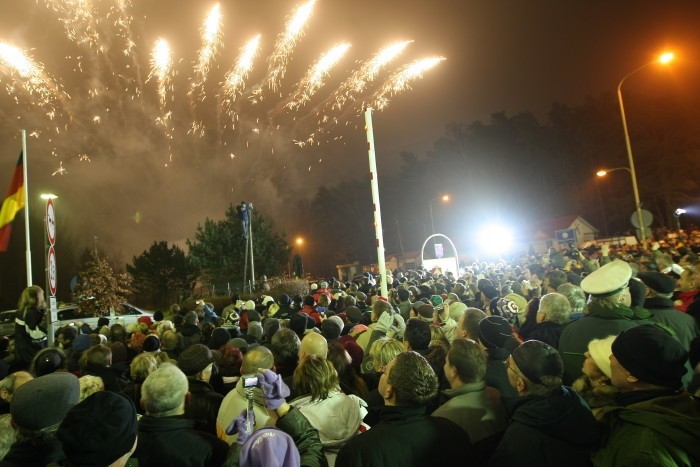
[21,129,32,286]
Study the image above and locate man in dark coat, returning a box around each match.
[337,351,470,467]
[559,260,650,385]
[133,363,228,466]
[478,315,519,411]
[490,340,599,466]
[179,344,224,436]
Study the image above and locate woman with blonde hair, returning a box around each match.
[14,285,48,368]
[291,354,367,466]
[122,352,158,414]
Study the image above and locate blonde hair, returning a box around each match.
[293,355,338,401]
[370,337,404,372]
[17,285,46,311]
[79,375,105,401]
[130,353,158,383]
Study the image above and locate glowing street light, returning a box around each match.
[40,193,58,200]
[295,237,304,246]
[616,51,674,243]
[429,194,450,235]
[674,208,686,231]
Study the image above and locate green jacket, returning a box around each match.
[593,392,700,467]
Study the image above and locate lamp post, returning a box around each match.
[616,52,674,243]
[674,208,686,231]
[429,194,450,235]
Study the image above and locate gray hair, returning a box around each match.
[141,363,188,417]
[539,293,572,325]
[556,283,586,315]
[0,414,14,459]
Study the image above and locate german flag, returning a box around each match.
[0,153,25,252]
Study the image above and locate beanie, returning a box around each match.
[33,348,66,376]
[178,344,214,376]
[208,327,231,350]
[611,324,688,388]
[511,340,564,384]
[239,427,300,467]
[11,372,80,431]
[263,318,281,339]
[58,391,137,466]
[587,335,616,379]
[142,335,161,352]
[477,316,512,349]
[248,321,263,341]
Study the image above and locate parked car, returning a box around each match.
[0,303,154,338]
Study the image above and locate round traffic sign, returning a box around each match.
[46,198,56,245]
[48,246,57,296]
[630,209,653,228]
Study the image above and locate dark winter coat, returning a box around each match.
[185,378,224,436]
[336,406,471,467]
[0,437,64,467]
[526,321,566,348]
[13,306,47,368]
[133,414,228,467]
[489,386,600,467]
[484,347,519,413]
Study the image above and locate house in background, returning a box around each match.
[524,215,598,255]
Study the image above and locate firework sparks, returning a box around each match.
[266,0,316,91]
[149,38,173,108]
[190,3,223,96]
[0,42,64,116]
[370,57,445,110]
[287,42,351,110]
[333,40,412,110]
[43,0,101,50]
[223,34,261,108]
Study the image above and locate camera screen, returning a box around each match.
[243,375,258,388]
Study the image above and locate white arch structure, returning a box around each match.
[420,233,460,276]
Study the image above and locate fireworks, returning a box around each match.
[287,42,351,110]
[149,38,173,108]
[370,57,445,109]
[266,0,316,91]
[191,3,223,96]
[0,42,64,117]
[2,1,444,168]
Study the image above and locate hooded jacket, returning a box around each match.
[489,386,600,467]
[593,391,700,466]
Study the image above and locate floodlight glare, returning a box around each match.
[477,224,514,255]
[675,208,686,216]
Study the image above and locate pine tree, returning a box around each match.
[73,249,132,316]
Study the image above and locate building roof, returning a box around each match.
[526,215,598,239]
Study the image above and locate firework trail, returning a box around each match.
[221,34,262,127]
[333,40,412,110]
[265,0,316,91]
[190,3,223,96]
[369,57,445,110]
[149,39,173,110]
[286,42,351,111]
[42,0,101,50]
[0,42,65,118]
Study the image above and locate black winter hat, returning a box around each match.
[637,272,677,295]
[478,316,512,349]
[58,391,137,466]
[208,327,231,350]
[627,279,647,308]
[612,324,688,389]
[142,335,161,352]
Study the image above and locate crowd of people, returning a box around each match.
[1,238,700,466]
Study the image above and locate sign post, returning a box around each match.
[45,198,57,347]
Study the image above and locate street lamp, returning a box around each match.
[617,51,674,243]
[429,194,450,234]
[674,208,686,231]
[40,193,58,200]
[295,237,304,246]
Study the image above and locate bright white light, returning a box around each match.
[675,208,686,216]
[477,224,514,255]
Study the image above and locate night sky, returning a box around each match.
[1,0,699,303]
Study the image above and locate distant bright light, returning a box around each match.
[441,194,450,202]
[596,170,607,177]
[675,208,686,216]
[295,237,304,245]
[658,52,674,64]
[477,224,514,255]
[40,193,58,199]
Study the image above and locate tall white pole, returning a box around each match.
[21,130,32,286]
[249,215,255,292]
[364,108,388,298]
